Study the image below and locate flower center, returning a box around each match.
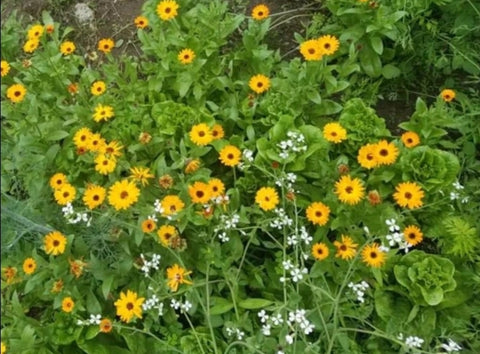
[165,7,171,13]
[345,186,353,194]
[63,192,70,198]
[407,138,413,144]
[120,191,129,199]
[404,192,412,199]
[196,190,204,198]
[331,132,337,136]
[308,48,315,54]
[379,149,388,156]
[53,240,60,247]
[258,11,264,16]
[199,131,205,137]
[15,91,21,97]
[103,160,109,165]
[227,153,234,159]
[126,302,134,310]
[340,245,347,251]
[93,195,99,201]
[315,211,322,217]
[408,233,415,239]
[257,82,263,87]
[324,43,331,49]
[370,252,377,258]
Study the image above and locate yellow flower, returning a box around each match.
[83,185,106,209]
[134,16,149,29]
[403,225,423,246]
[49,173,68,190]
[1,341,6,354]
[361,243,386,267]
[157,225,177,246]
[62,297,75,313]
[374,140,399,166]
[300,39,323,61]
[99,318,113,333]
[312,243,329,261]
[6,84,27,103]
[255,187,279,211]
[357,144,378,169]
[211,124,225,140]
[178,48,195,64]
[91,81,106,96]
[1,60,10,77]
[23,39,40,53]
[108,180,140,211]
[317,35,340,56]
[305,202,330,226]
[114,290,144,323]
[129,167,154,186]
[219,145,241,167]
[166,264,192,292]
[23,257,37,275]
[142,219,157,233]
[73,127,92,148]
[208,178,225,198]
[440,89,455,102]
[87,133,106,152]
[189,181,212,204]
[160,195,185,216]
[93,104,115,122]
[94,154,117,175]
[401,131,420,148]
[333,235,358,260]
[98,38,115,53]
[44,231,67,256]
[69,258,87,278]
[189,123,213,146]
[54,183,76,205]
[393,181,424,209]
[60,41,75,55]
[157,0,179,21]
[323,122,347,143]
[101,140,124,158]
[185,159,201,174]
[249,74,270,94]
[334,175,365,205]
[251,4,269,20]
[27,24,44,39]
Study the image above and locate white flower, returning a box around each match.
[300,226,313,245]
[287,235,298,246]
[450,192,460,200]
[282,260,293,270]
[77,319,85,326]
[461,196,469,204]
[170,299,181,310]
[157,302,164,316]
[261,324,271,336]
[290,267,307,282]
[181,300,192,313]
[218,232,230,243]
[385,219,400,232]
[154,199,164,214]
[440,339,462,352]
[271,313,283,326]
[236,329,245,340]
[258,310,269,323]
[242,149,254,162]
[452,181,464,190]
[89,314,101,325]
[405,336,424,348]
[285,333,295,345]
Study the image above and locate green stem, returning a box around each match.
[183,313,207,354]
[114,324,183,353]
[205,261,219,354]
[224,341,266,354]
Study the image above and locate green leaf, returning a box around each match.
[209,297,234,315]
[45,130,70,141]
[369,36,383,55]
[382,64,401,79]
[359,47,382,78]
[238,298,273,309]
[102,274,114,299]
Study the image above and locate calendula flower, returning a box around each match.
[189,123,213,146]
[333,235,358,260]
[158,174,174,189]
[401,131,420,148]
[27,24,44,39]
[211,124,225,140]
[94,154,117,175]
[161,195,185,216]
[357,144,378,169]
[249,74,270,94]
[68,82,79,95]
[73,127,92,148]
[166,264,192,292]
[3,266,17,284]
[255,187,279,211]
[44,231,67,256]
[62,297,75,313]
[334,175,365,205]
[83,185,106,209]
[134,16,149,29]
[157,225,177,246]
[51,279,64,293]
[393,182,424,209]
[219,145,241,167]
[156,0,179,21]
[1,341,6,354]
[91,80,106,96]
[108,180,140,211]
[46,24,54,34]
[367,190,382,206]
[114,290,144,322]
[129,167,154,186]
[142,219,157,233]
[102,140,123,158]
[6,84,27,103]
[440,89,455,102]
[312,243,329,261]
[98,38,115,53]
[300,39,323,61]
[1,60,10,77]
[317,35,340,56]
[93,104,114,122]
[361,243,386,267]
[139,132,152,144]
[23,258,37,275]
[306,202,330,226]
[251,4,269,20]
[403,225,423,246]
[23,39,40,53]
[87,133,106,152]
[374,140,399,165]
[189,181,212,204]
[60,41,75,55]
[69,258,87,278]
[185,159,201,174]
[99,318,113,333]
[178,48,195,64]
[323,122,347,143]
[49,173,68,190]
[208,178,225,198]
[54,183,76,205]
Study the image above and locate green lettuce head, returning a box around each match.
[394,250,456,306]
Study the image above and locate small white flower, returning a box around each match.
[405,336,424,348]
[181,300,192,313]
[89,314,102,325]
[287,235,298,246]
[77,319,85,326]
[452,181,464,190]
[261,324,271,336]
[450,192,460,200]
[236,329,245,341]
[461,196,469,204]
[258,310,269,323]
[271,313,283,326]
[154,199,164,214]
[285,333,295,345]
[282,260,293,270]
[440,339,462,352]
[218,232,230,243]
[157,302,164,316]
[170,299,181,310]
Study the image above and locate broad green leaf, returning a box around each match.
[238,298,273,309]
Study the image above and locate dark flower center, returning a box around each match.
[15,91,21,97]
[408,233,416,239]
[126,302,134,310]
[345,186,353,194]
[63,192,69,197]
[370,252,377,258]
[165,7,171,13]
[315,211,322,217]
[308,48,315,54]
[120,191,129,199]
[53,240,60,247]
[404,192,412,199]
[103,160,108,165]
[196,191,204,198]
[227,153,234,159]
[93,195,99,201]
[379,149,388,156]
[199,131,205,137]
[340,245,347,251]
[324,43,331,49]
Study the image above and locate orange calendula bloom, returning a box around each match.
[23,39,40,53]
[99,318,113,333]
[69,258,87,278]
[114,290,144,323]
[68,82,79,95]
[166,264,192,292]
[51,279,64,293]
[1,60,10,77]
[44,231,67,256]
[300,39,323,61]
[361,243,386,267]
[317,35,340,56]
[178,48,195,64]
[255,187,279,211]
[219,145,241,167]
[306,202,330,226]
[98,38,115,53]
[249,74,270,94]
[23,258,37,275]
[141,219,157,233]
[156,0,179,21]
[440,89,455,102]
[91,81,106,96]
[3,266,17,284]
[393,181,425,209]
[333,235,358,260]
[7,84,27,103]
[134,16,149,29]
[401,131,420,148]
[46,24,54,34]
[60,41,76,55]
[61,297,75,313]
[251,4,269,20]
[211,124,225,140]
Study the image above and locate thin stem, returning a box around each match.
[183,313,207,354]
[205,261,219,354]
[114,324,183,353]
